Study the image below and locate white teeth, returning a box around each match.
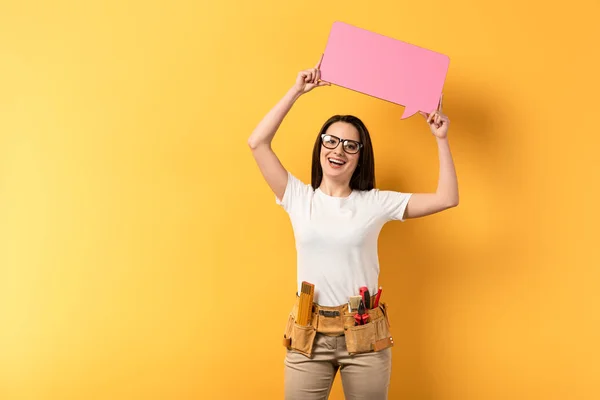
[328,158,345,165]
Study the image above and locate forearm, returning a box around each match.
[247,87,302,149]
[435,137,459,205]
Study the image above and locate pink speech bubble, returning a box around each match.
[320,22,450,119]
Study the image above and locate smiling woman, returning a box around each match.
[247,60,459,400]
[311,115,373,195]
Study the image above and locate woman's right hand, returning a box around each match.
[293,57,330,95]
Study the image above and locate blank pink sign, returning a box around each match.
[320,22,450,119]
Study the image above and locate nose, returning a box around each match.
[332,146,346,156]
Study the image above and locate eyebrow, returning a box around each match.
[326,134,361,143]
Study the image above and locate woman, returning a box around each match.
[248,60,459,400]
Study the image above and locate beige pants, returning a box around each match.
[284,333,392,400]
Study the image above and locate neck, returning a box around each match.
[318,176,352,197]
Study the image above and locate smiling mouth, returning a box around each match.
[328,157,346,168]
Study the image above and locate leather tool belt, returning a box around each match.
[282,295,394,358]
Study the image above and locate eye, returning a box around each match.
[345,142,358,151]
[323,135,337,145]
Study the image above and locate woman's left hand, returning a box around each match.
[419,94,450,139]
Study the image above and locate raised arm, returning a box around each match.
[248,59,329,200]
[404,95,459,219]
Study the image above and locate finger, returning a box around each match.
[315,68,321,83]
[438,94,443,112]
[435,115,441,126]
[427,111,436,124]
[317,80,331,87]
[316,53,324,69]
[419,111,428,119]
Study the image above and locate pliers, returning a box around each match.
[354,299,370,325]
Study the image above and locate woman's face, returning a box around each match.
[320,122,361,182]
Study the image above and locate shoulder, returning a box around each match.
[275,171,314,211]
[284,172,313,195]
[353,188,413,221]
[353,188,397,202]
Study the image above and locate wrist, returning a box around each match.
[287,87,303,101]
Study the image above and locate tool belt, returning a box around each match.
[282,296,394,358]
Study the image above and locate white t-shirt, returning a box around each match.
[276,171,412,306]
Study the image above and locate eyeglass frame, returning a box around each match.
[320,134,364,154]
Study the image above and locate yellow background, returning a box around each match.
[1,0,599,399]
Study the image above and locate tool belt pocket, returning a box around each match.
[344,303,394,355]
[282,313,317,358]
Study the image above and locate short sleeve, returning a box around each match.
[374,189,413,222]
[275,171,313,215]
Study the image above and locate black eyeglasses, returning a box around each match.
[321,134,363,154]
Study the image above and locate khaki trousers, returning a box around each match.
[284,333,392,400]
